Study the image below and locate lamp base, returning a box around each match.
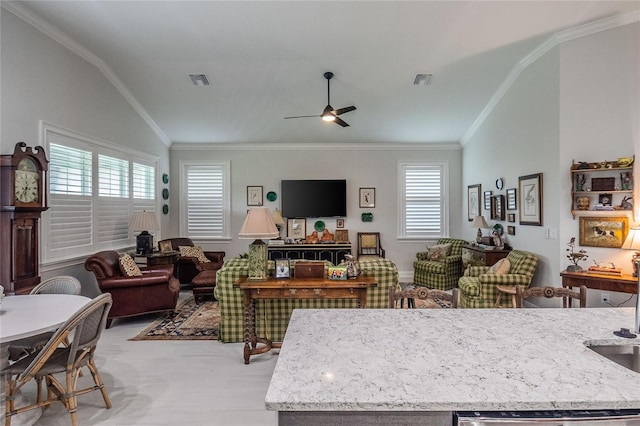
[247,239,268,281]
[136,231,153,255]
[632,252,640,277]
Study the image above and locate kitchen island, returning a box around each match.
[265,308,640,425]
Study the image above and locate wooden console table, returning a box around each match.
[560,269,637,307]
[235,275,377,364]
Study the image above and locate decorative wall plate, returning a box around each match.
[361,212,373,222]
[266,191,277,202]
[162,204,169,215]
[162,173,169,184]
[314,220,325,232]
[162,188,169,200]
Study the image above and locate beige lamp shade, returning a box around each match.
[622,228,640,251]
[471,215,490,229]
[130,211,160,231]
[239,208,279,240]
[271,208,286,226]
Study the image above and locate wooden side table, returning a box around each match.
[560,270,637,307]
[130,251,178,267]
[495,285,516,308]
[462,244,511,268]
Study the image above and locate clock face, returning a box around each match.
[15,158,39,204]
[495,178,504,190]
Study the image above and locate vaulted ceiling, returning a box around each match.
[7,1,640,145]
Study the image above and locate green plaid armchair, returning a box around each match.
[458,250,538,308]
[413,238,466,290]
[214,257,398,343]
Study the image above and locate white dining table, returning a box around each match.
[0,294,91,426]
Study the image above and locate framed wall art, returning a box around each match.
[287,218,306,239]
[467,184,481,221]
[359,188,375,208]
[506,188,517,210]
[336,218,345,228]
[491,195,505,221]
[507,226,516,236]
[579,216,629,248]
[484,191,493,210]
[518,173,543,226]
[247,186,263,206]
[507,213,516,223]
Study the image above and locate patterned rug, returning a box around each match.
[129,297,219,341]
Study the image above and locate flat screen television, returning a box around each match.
[281,180,347,218]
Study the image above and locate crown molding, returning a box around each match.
[170,142,462,151]
[2,1,172,147]
[462,10,640,146]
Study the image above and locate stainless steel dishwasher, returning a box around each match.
[454,410,640,425]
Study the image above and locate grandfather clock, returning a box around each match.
[1,142,49,295]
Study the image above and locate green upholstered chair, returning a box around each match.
[458,250,538,308]
[413,238,466,290]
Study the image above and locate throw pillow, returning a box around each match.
[426,243,452,261]
[488,258,511,275]
[178,245,211,263]
[119,254,142,277]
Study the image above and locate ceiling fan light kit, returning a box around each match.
[284,71,356,127]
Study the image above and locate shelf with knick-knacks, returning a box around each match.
[570,156,634,219]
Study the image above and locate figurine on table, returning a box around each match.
[306,231,319,244]
[321,229,334,242]
[492,230,504,250]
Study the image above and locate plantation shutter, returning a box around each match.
[184,163,229,239]
[401,163,445,238]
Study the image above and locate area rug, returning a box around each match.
[398,283,452,309]
[129,297,219,341]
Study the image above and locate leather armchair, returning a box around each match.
[413,238,466,290]
[157,237,225,285]
[84,250,180,327]
[458,250,538,308]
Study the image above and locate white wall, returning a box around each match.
[464,22,639,307]
[1,9,171,296]
[170,144,463,280]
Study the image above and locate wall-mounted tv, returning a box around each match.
[281,180,347,218]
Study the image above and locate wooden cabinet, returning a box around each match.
[570,157,633,218]
[462,244,510,268]
[268,243,352,265]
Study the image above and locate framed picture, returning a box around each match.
[518,173,543,226]
[507,213,516,223]
[275,259,290,279]
[467,184,481,221]
[336,218,345,228]
[507,226,516,236]
[335,229,349,242]
[579,216,629,248]
[247,186,263,206]
[158,240,173,254]
[598,193,613,206]
[491,195,505,221]
[506,188,517,210]
[287,218,306,239]
[359,188,375,208]
[483,191,492,210]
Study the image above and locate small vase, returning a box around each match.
[566,265,583,272]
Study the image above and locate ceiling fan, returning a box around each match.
[284,72,356,127]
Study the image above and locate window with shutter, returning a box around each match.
[181,162,230,239]
[399,162,448,238]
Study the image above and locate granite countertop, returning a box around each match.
[265,308,640,412]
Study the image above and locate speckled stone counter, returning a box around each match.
[265,308,640,423]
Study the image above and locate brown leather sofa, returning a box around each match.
[84,250,180,328]
[157,237,225,286]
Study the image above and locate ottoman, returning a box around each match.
[191,270,217,302]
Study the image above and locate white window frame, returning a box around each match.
[180,160,231,240]
[41,122,158,263]
[398,161,449,239]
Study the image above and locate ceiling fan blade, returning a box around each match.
[333,116,349,127]
[284,114,321,119]
[333,106,356,116]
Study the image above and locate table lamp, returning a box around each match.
[271,208,286,239]
[239,208,279,281]
[130,211,160,254]
[622,228,640,277]
[471,215,490,243]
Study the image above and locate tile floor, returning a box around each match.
[23,291,279,426]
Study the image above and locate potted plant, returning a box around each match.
[566,237,588,272]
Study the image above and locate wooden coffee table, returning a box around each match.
[235,275,377,364]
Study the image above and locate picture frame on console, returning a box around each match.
[275,259,290,279]
[159,240,172,254]
[287,218,306,240]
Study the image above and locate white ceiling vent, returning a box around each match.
[189,74,210,86]
[413,73,433,86]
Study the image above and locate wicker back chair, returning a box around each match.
[2,293,113,426]
[8,276,83,361]
[515,285,587,308]
[389,285,458,309]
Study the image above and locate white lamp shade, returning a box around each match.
[130,211,160,231]
[622,228,640,250]
[471,215,490,229]
[239,208,279,240]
